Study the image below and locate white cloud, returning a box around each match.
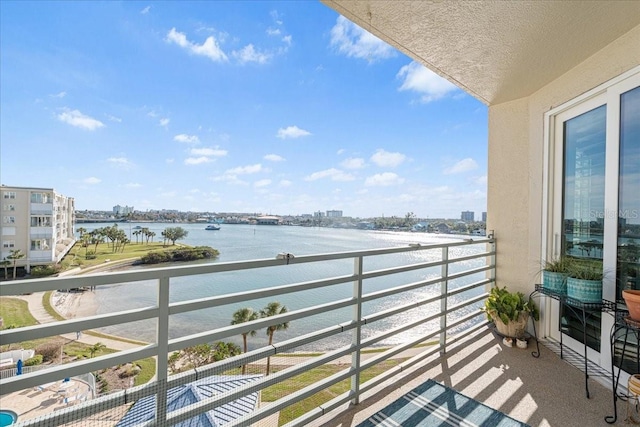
[141,5,151,14]
[184,156,211,165]
[329,16,396,63]
[124,182,142,188]
[264,154,285,162]
[107,157,133,169]
[336,148,345,155]
[50,91,66,98]
[106,114,122,122]
[276,125,311,139]
[227,164,264,175]
[159,118,170,127]
[166,28,228,62]
[364,172,405,187]
[475,175,488,185]
[166,158,175,164]
[282,35,292,46]
[190,147,227,157]
[370,149,406,168]
[174,134,200,144]
[232,44,271,64]
[83,177,101,185]
[397,62,459,103]
[267,27,281,36]
[341,157,365,169]
[57,108,105,130]
[304,168,355,182]
[254,179,271,188]
[444,158,478,174]
[279,179,292,187]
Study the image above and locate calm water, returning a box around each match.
[81,223,487,351]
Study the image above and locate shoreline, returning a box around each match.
[52,289,99,319]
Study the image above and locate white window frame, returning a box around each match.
[2,216,16,224]
[3,192,16,199]
[542,65,640,370]
[2,240,15,249]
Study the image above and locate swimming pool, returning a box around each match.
[0,410,17,427]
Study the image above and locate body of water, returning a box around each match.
[79,223,487,351]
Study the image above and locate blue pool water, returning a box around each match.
[0,410,17,427]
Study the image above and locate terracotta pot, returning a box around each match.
[623,290,640,321]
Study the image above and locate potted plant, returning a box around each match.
[483,286,539,339]
[541,257,573,294]
[566,259,604,303]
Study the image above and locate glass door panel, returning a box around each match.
[562,105,606,351]
[615,86,640,372]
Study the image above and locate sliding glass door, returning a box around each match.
[548,69,639,363]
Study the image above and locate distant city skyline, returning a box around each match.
[1,1,488,218]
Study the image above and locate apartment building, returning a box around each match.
[1,185,75,272]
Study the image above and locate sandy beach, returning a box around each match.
[51,289,99,319]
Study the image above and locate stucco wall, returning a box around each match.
[487,24,640,295]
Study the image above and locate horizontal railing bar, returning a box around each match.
[361,275,442,303]
[447,249,495,264]
[445,293,488,315]
[447,309,486,331]
[169,273,356,315]
[446,264,493,281]
[446,278,492,297]
[0,306,157,345]
[167,298,356,352]
[1,345,158,395]
[363,293,442,326]
[164,345,355,424]
[0,239,493,296]
[229,367,355,427]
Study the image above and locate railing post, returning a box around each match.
[440,247,449,354]
[351,255,363,405]
[155,275,170,425]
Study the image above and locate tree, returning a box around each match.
[76,227,87,237]
[7,249,25,279]
[88,342,106,358]
[162,227,188,245]
[132,230,141,244]
[0,258,10,280]
[260,302,289,375]
[231,308,259,374]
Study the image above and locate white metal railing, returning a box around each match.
[0,238,495,426]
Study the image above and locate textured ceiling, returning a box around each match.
[322,1,640,105]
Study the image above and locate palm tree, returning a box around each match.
[7,249,25,279]
[231,308,259,374]
[88,342,106,358]
[260,302,289,375]
[76,227,87,237]
[0,258,10,280]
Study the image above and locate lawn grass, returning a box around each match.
[0,297,39,329]
[261,359,404,425]
[62,241,174,270]
[133,357,156,386]
[42,291,65,321]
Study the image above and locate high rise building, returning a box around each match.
[1,186,75,272]
[482,212,487,222]
[326,210,343,218]
[113,205,134,215]
[461,211,475,222]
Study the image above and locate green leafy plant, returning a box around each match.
[543,257,574,273]
[568,259,604,281]
[483,286,539,325]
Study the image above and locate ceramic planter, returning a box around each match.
[491,312,529,339]
[542,270,568,294]
[567,277,602,303]
[623,290,640,321]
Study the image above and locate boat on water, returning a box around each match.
[205,224,221,230]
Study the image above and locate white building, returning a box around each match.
[1,186,75,272]
[326,210,343,218]
[461,211,474,222]
[113,205,134,216]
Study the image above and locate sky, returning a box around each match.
[0,1,488,219]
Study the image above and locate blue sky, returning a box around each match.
[0,1,487,219]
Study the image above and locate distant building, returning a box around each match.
[482,212,487,222]
[1,185,75,272]
[461,211,475,222]
[314,211,325,218]
[326,210,343,218]
[113,205,134,216]
[256,216,280,225]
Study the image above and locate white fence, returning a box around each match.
[0,238,495,426]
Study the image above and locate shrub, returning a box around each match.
[36,342,61,362]
[30,265,61,278]
[85,250,97,260]
[24,355,43,366]
[118,364,141,378]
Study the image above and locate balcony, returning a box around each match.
[0,238,616,426]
